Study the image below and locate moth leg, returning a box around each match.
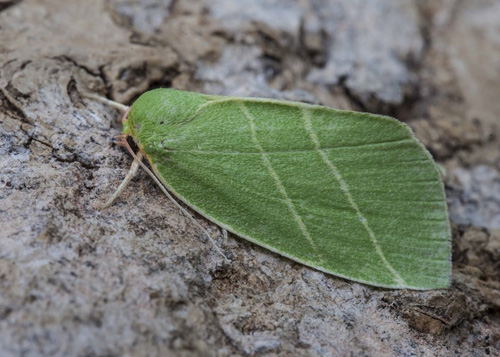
[221,228,228,246]
[97,151,144,210]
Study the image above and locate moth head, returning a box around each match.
[121,107,131,136]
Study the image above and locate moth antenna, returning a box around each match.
[97,151,144,210]
[81,92,129,112]
[122,142,230,263]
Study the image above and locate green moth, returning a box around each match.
[88,88,451,290]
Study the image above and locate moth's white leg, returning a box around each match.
[97,151,144,210]
[81,92,128,112]
[222,228,228,246]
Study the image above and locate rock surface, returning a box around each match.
[1,0,499,356]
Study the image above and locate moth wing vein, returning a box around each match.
[301,107,407,286]
[238,102,320,255]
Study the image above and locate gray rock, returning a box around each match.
[448,165,500,229]
[306,0,423,107]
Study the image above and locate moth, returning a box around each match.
[85,89,451,290]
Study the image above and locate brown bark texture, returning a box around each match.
[1,0,499,356]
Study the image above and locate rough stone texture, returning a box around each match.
[447,165,500,229]
[1,0,499,356]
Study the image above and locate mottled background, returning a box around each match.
[1,0,499,356]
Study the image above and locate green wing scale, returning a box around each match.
[125,89,451,290]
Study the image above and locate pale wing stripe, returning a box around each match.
[302,108,406,286]
[238,102,318,252]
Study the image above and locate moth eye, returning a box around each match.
[159,121,165,125]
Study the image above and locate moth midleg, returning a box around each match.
[222,229,229,246]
